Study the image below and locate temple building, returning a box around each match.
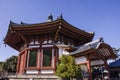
[4,15,117,80]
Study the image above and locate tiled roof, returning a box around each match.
[109,58,120,67]
[70,37,117,60]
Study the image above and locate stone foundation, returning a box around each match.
[7,74,59,80]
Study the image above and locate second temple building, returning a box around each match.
[4,15,117,80]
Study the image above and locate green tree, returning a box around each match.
[5,55,18,73]
[0,62,7,78]
[0,62,5,71]
[55,55,82,80]
[0,55,18,73]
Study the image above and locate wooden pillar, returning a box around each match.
[104,60,109,71]
[16,54,21,74]
[37,49,41,74]
[53,46,58,73]
[53,46,59,74]
[87,60,92,80]
[39,45,42,69]
[20,51,26,73]
[17,49,28,74]
[23,50,27,73]
[37,51,40,68]
[104,60,110,79]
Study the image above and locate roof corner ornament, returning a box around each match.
[99,37,104,42]
[60,13,63,19]
[10,20,14,25]
[47,14,53,22]
[56,14,63,20]
[4,44,6,47]
[92,31,95,35]
[3,39,6,47]
[21,21,24,24]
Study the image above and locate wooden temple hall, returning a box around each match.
[4,15,117,80]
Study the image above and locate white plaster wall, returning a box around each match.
[43,40,47,44]
[48,40,52,43]
[75,56,87,64]
[91,60,104,66]
[29,41,34,45]
[58,48,63,57]
[35,41,39,44]
[42,45,53,47]
[58,48,69,58]
[63,49,69,55]
[26,70,38,74]
[41,70,54,74]
[29,45,39,48]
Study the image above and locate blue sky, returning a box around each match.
[0,0,120,61]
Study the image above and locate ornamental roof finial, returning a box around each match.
[60,13,63,19]
[99,37,104,42]
[47,14,53,22]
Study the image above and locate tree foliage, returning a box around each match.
[0,62,5,71]
[55,55,82,79]
[0,55,18,73]
[6,55,18,73]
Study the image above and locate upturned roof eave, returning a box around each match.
[8,18,94,38]
[4,18,94,51]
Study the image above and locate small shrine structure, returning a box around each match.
[4,15,117,80]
